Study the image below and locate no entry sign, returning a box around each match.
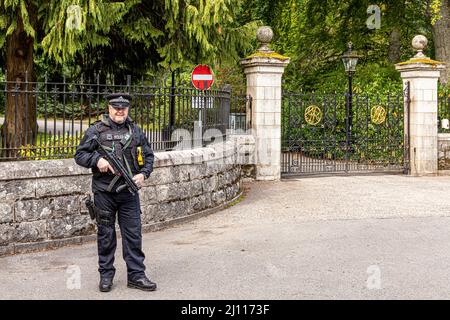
[191,64,214,90]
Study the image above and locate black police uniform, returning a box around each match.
[74,93,156,292]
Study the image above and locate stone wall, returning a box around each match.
[438,133,450,170]
[0,136,254,256]
[227,134,256,180]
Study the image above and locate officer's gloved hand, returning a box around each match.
[132,173,145,188]
[97,157,115,174]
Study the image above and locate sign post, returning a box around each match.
[191,65,215,143]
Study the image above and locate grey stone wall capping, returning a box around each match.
[0,160,89,181]
[438,133,450,141]
[0,139,241,182]
[228,134,256,144]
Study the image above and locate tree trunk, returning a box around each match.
[388,27,402,64]
[432,0,450,84]
[1,8,37,159]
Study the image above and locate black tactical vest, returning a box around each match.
[93,116,140,192]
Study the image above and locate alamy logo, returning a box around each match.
[66,265,81,290]
[366,5,381,30]
[66,5,83,31]
[366,265,381,289]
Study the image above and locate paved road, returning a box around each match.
[2,174,450,299]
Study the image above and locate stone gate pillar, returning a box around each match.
[240,26,290,180]
[395,35,446,176]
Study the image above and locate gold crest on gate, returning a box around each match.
[304,105,322,125]
[370,105,386,124]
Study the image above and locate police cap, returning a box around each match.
[106,93,132,108]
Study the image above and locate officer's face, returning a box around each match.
[108,105,129,124]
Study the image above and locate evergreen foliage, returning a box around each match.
[252,0,437,94]
[0,0,447,89]
[0,0,258,82]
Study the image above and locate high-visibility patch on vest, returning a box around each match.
[137,146,144,166]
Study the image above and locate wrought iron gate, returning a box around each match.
[281,84,410,176]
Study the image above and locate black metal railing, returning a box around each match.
[438,85,450,133]
[230,93,252,132]
[0,76,250,161]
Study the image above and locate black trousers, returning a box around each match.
[94,189,146,281]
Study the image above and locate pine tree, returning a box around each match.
[0,0,133,155]
[431,0,450,83]
[134,0,258,71]
[0,0,258,156]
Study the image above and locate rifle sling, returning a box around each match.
[106,175,121,192]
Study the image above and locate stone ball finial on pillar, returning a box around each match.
[256,26,274,53]
[412,35,429,59]
[241,25,290,181]
[395,35,446,176]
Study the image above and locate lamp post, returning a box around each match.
[341,42,359,153]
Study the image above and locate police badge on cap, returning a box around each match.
[106,93,132,108]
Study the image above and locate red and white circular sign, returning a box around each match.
[191,64,214,90]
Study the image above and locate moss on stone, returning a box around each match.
[245,51,290,61]
[224,192,246,209]
[397,58,446,66]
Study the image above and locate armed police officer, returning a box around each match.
[75,93,157,292]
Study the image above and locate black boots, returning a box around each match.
[99,278,113,292]
[127,276,157,291]
[99,276,157,292]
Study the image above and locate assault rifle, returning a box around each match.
[93,136,140,195]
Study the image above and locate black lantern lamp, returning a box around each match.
[341,42,360,153]
[342,42,359,74]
